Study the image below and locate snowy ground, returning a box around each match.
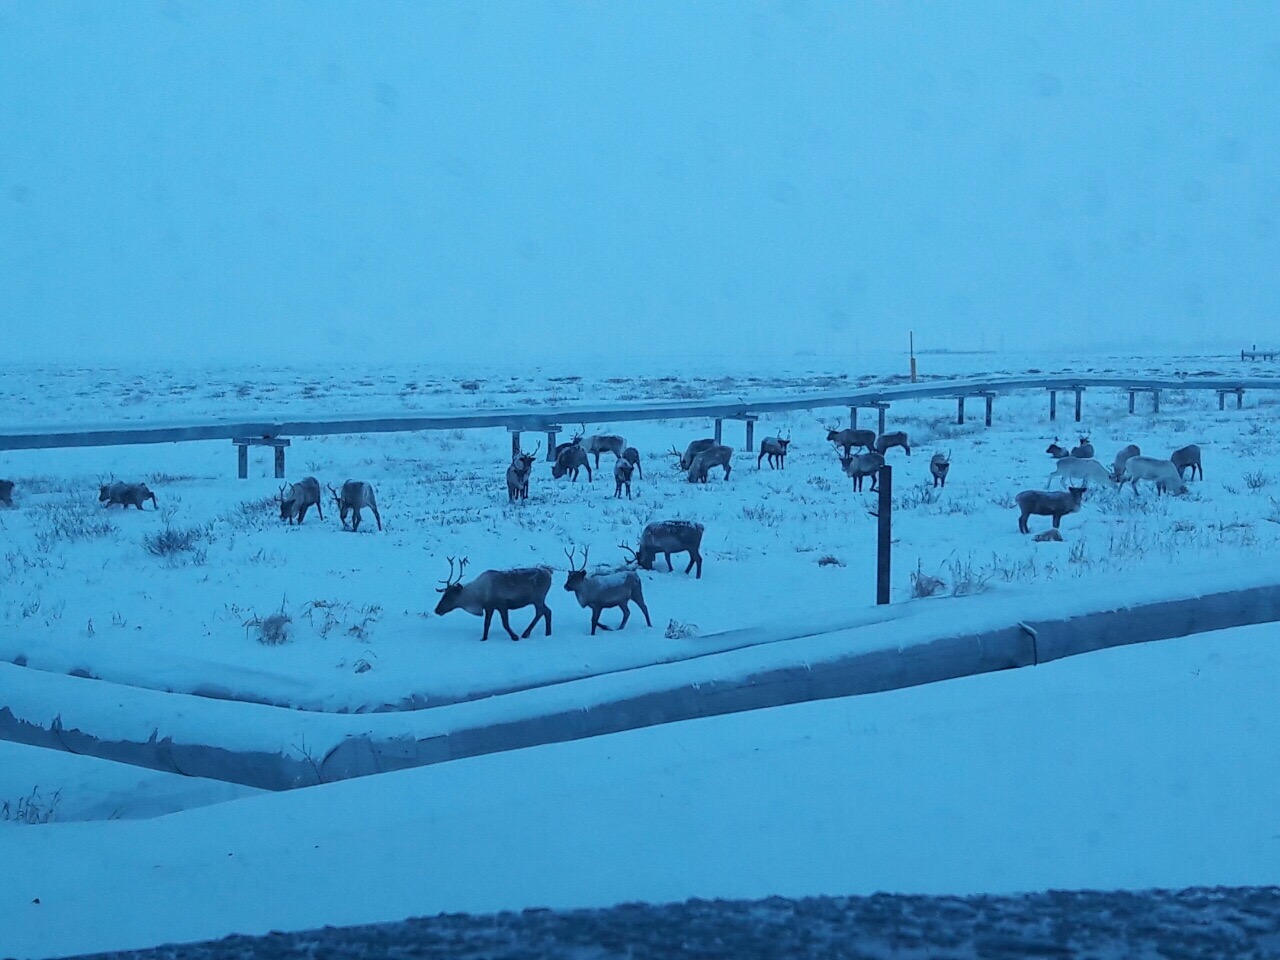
[4,620,1280,958]
[1,353,1277,713]
[3,353,1280,957]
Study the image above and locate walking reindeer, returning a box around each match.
[433,557,553,641]
[563,546,652,634]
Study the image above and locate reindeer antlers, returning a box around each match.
[564,544,589,573]
[618,542,638,563]
[436,556,469,591]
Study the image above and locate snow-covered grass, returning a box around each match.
[0,355,1277,713]
[3,620,1278,959]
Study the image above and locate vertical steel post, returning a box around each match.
[511,430,521,459]
[984,394,993,427]
[546,431,557,460]
[237,444,248,480]
[878,405,887,436]
[876,465,892,605]
[745,419,755,452]
[714,419,723,444]
[274,444,285,480]
[1049,390,1057,421]
[1074,389,1083,422]
[956,396,965,425]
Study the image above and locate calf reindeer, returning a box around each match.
[99,481,157,510]
[1016,486,1085,534]
[1046,456,1113,489]
[506,443,540,501]
[434,557,553,641]
[328,480,382,532]
[929,451,951,488]
[1170,444,1202,481]
[279,477,323,524]
[564,546,652,635]
[1045,438,1071,459]
[758,434,791,469]
[613,457,636,498]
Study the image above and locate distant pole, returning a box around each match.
[909,332,918,383]
[876,465,892,605]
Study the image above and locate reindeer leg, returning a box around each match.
[665,552,674,572]
[481,609,494,641]
[498,608,519,641]
[522,604,549,639]
[372,506,382,531]
[316,500,323,521]
[351,508,361,533]
[634,594,652,627]
[617,602,630,630]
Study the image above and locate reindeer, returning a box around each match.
[99,481,157,510]
[613,457,636,499]
[688,444,733,483]
[278,476,323,524]
[434,557,553,641]
[1046,457,1114,489]
[757,433,791,469]
[1116,456,1188,495]
[506,442,540,501]
[621,446,643,479]
[1045,438,1071,459]
[563,546,651,635]
[1016,486,1086,534]
[874,431,911,456]
[1071,435,1094,459]
[1111,444,1141,480]
[1170,444,1202,481]
[552,443,593,482]
[584,433,626,468]
[838,448,884,492]
[553,425,585,461]
[328,480,382,532]
[826,425,876,457]
[672,438,717,471]
[0,479,12,507]
[622,520,705,579]
[929,451,951,488]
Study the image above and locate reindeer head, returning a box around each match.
[515,441,540,472]
[433,556,470,614]
[278,483,296,521]
[327,483,350,527]
[618,541,650,570]
[563,545,589,590]
[776,435,791,454]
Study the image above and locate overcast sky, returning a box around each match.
[2,2,1277,366]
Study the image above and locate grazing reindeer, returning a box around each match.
[1046,457,1114,489]
[564,546,652,635]
[826,426,876,457]
[1170,444,1202,481]
[672,438,717,471]
[622,520,705,579]
[838,448,885,492]
[613,457,636,498]
[279,476,323,524]
[584,433,626,469]
[0,479,12,507]
[1117,456,1188,495]
[1111,444,1141,480]
[552,443,593,482]
[874,431,911,456]
[757,434,791,469]
[621,446,643,479]
[434,557,553,641]
[929,451,951,488]
[1045,438,1071,459]
[688,444,733,483]
[328,480,382,532]
[1071,436,1094,459]
[1016,486,1086,534]
[506,442,540,501]
[552,426,585,461]
[99,481,157,510]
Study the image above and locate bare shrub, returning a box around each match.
[1,787,60,825]
[910,562,946,599]
[816,555,844,567]
[1245,471,1270,491]
[143,524,210,562]
[665,619,700,639]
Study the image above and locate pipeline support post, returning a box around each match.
[982,392,994,427]
[956,396,965,425]
[544,425,562,461]
[876,464,892,605]
[1074,387,1084,422]
[713,418,723,445]
[1048,389,1057,421]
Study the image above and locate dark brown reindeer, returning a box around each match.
[279,476,323,524]
[1016,486,1085,534]
[328,480,382,532]
[1071,435,1094,459]
[0,479,13,507]
[552,426,585,461]
[929,451,951,488]
[434,557,553,641]
[757,432,791,469]
[1171,444,1202,481]
[552,442,593,482]
[584,433,626,469]
[688,444,733,483]
[563,546,652,635]
[621,520,705,579]
[1045,438,1071,459]
[621,446,643,479]
[837,447,885,492]
[826,425,876,457]
[613,457,636,498]
[99,481,157,510]
[672,438,717,471]
[506,442,540,501]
